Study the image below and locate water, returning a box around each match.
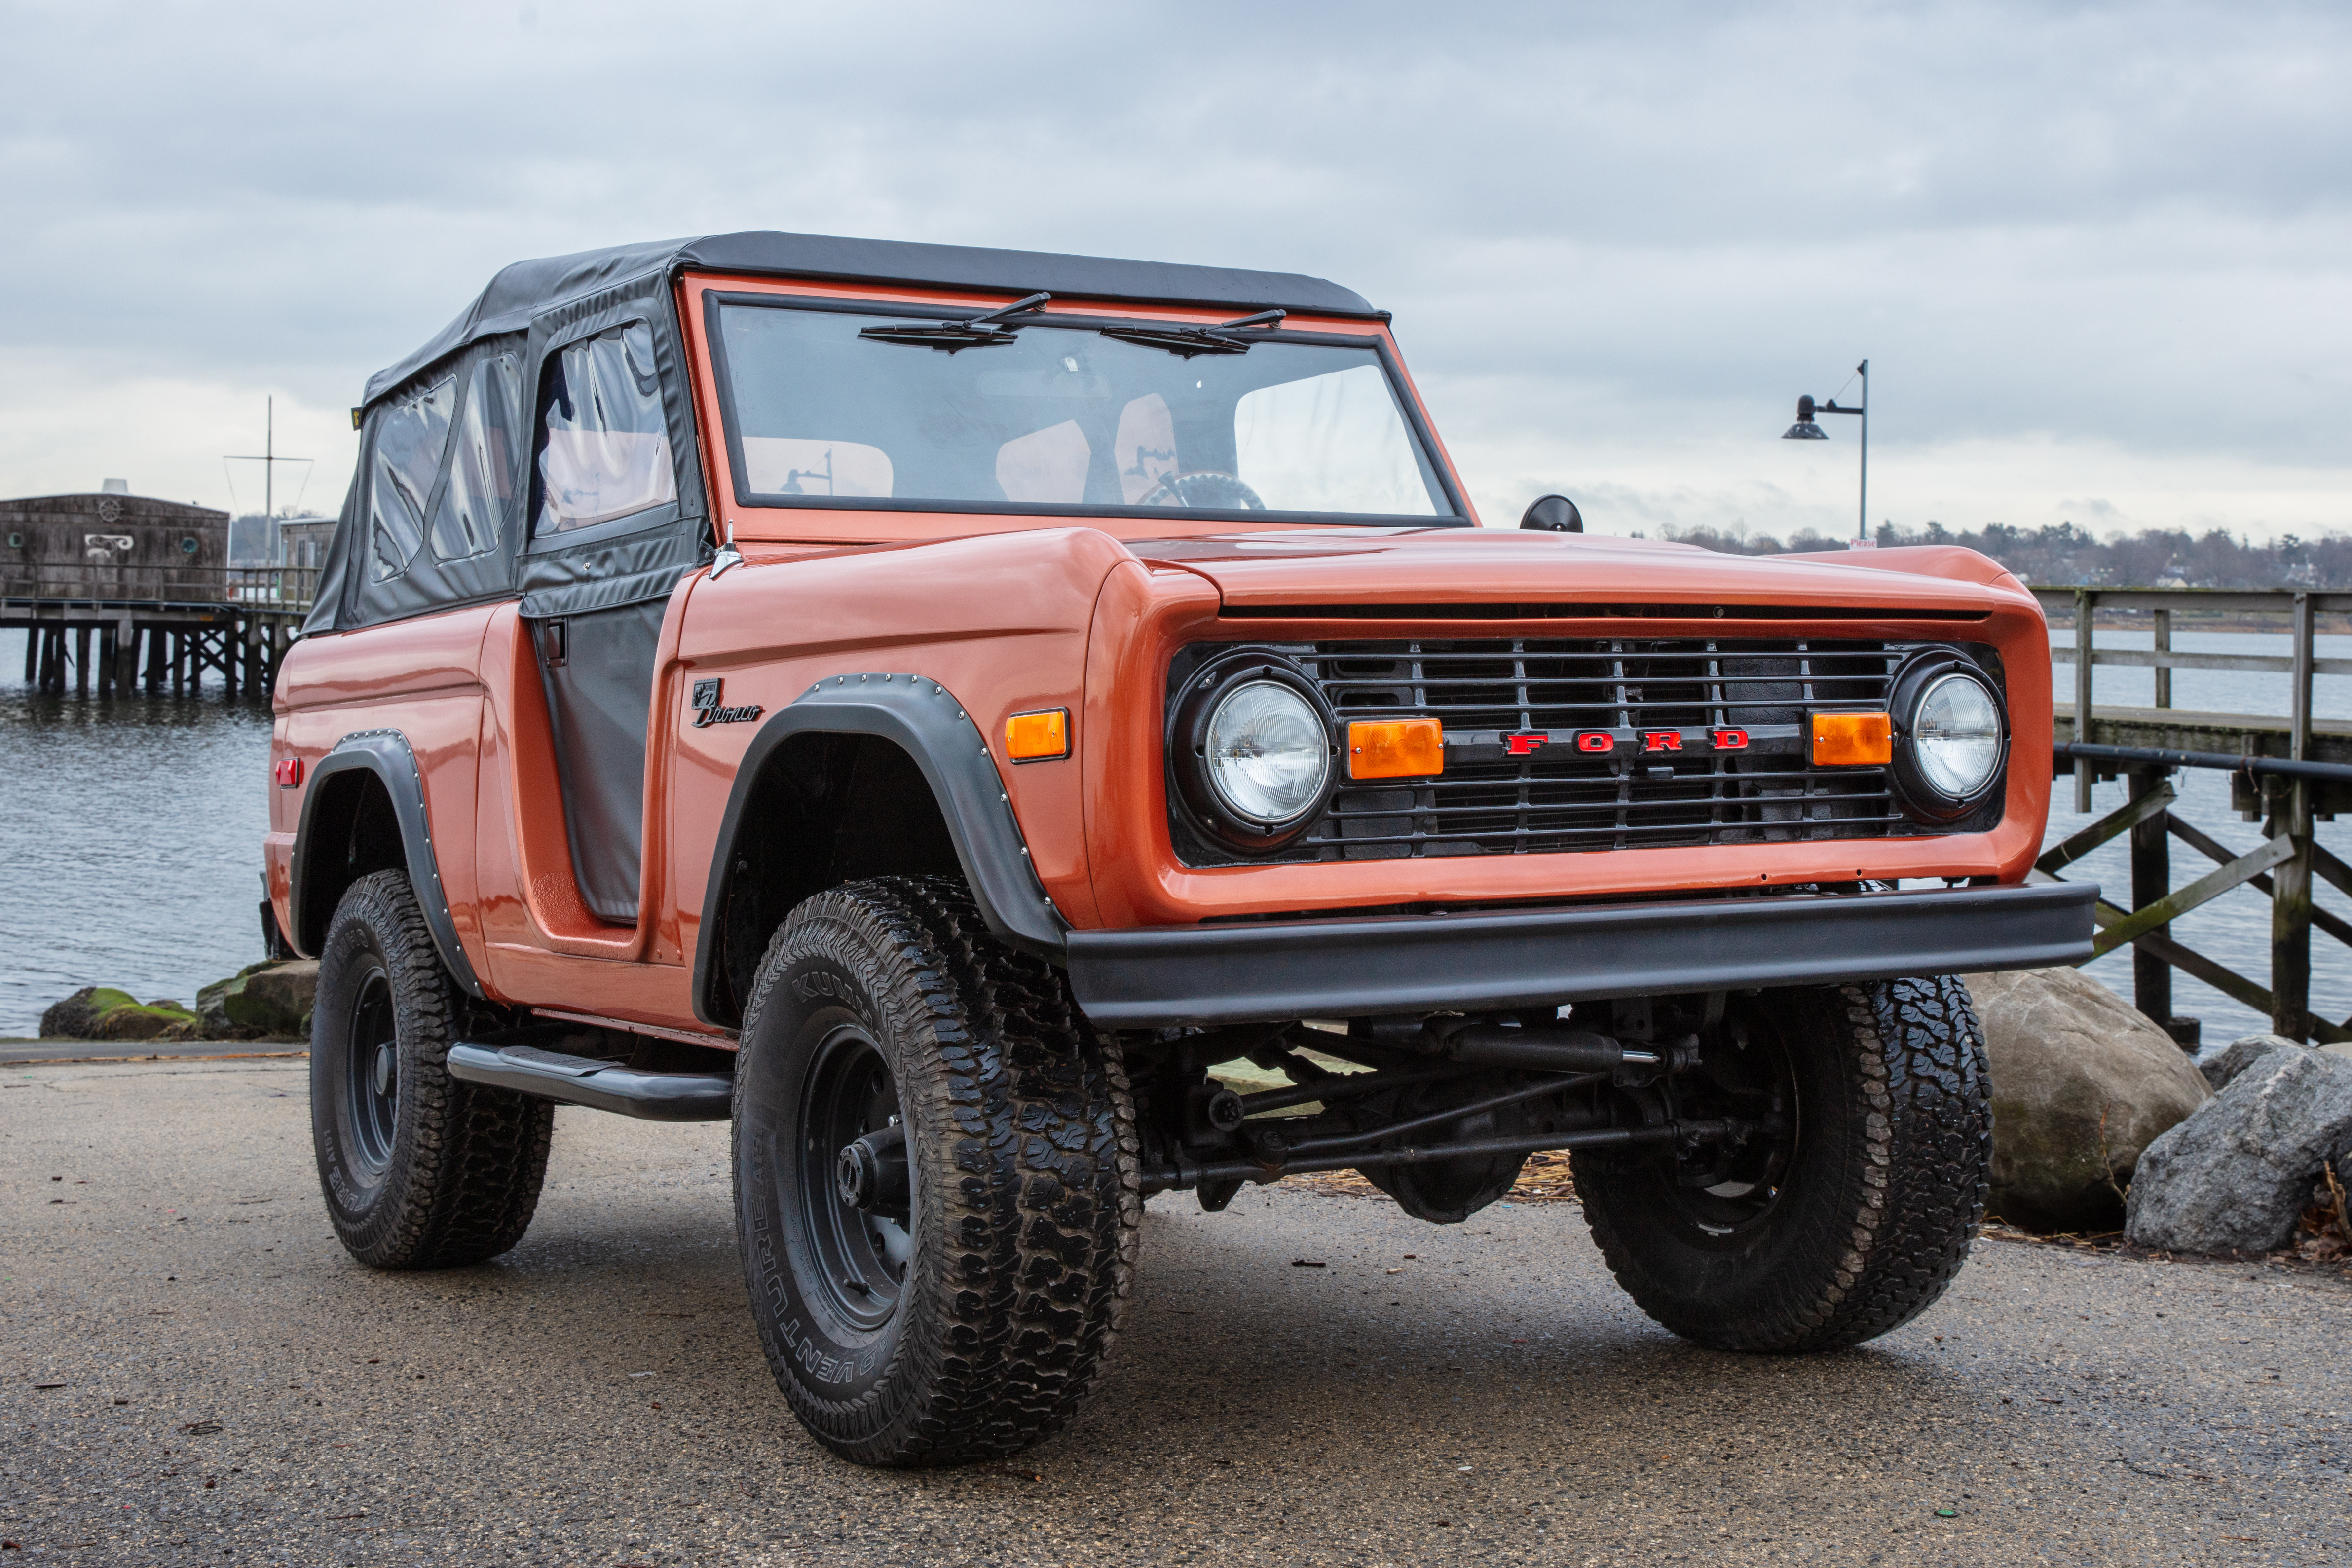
[0,634,274,1036]
[2037,627,2352,1046]
[0,625,2344,1041]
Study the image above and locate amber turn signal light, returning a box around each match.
[1347,718,1444,779]
[1005,708,1070,762]
[1812,711,1893,766]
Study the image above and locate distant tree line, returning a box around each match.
[1654,520,2352,589]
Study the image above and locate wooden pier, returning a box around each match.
[2038,586,2351,1046]
[2,564,316,698]
[3,488,316,698]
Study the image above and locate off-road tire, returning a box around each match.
[733,875,1139,1468]
[1574,976,1990,1352]
[310,869,553,1269]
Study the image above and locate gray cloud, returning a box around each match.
[1,0,2344,534]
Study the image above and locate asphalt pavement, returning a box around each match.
[4,1056,2348,1566]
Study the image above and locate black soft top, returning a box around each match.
[365,231,1379,408]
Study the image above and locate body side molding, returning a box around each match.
[290,728,485,997]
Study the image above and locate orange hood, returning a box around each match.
[1124,529,2030,615]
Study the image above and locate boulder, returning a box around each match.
[88,1003,200,1042]
[1960,966,2211,1233]
[197,960,318,1040]
[38,986,198,1041]
[39,986,108,1038]
[2126,1048,2352,1255]
[2202,1033,2306,1092]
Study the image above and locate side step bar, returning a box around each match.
[446,1042,734,1122]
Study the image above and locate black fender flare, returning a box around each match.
[691,673,1068,1027]
[289,728,485,997]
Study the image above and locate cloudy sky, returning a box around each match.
[2,0,2344,541]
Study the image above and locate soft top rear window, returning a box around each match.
[710,299,1461,523]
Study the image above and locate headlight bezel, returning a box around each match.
[1889,650,2009,822]
[1167,651,1339,852]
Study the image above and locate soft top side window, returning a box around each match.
[534,321,676,536]
[429,353,521,562]
[369,376,456,581]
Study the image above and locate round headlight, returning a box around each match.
[1204,680,1330,825]
[1911,671,2002,801]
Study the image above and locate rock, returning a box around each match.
[1961,966,2211,1233]
[39,986,108,1038]
[89,1004,200,1042]
[198,960,317,1040]
[2126,1049,2352,1255]
[39,985,199,1041]
[198,962,278,1038]
[2202,1033,2306,1092]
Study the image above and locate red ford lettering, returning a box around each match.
[1503,731,1548,756]
[1574,731,1615,753]
[1710,727,1750,751]
[1642,731,1683,753]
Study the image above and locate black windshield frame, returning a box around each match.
[701,292,1472,526]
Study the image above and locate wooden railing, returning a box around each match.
[2031,587,2351,1045]
[0,562,319,611]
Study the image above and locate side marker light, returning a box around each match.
[1005,709,1070,762]
[273,757,303,788]
[1812,712,1893,766]
[1347,719,1444,779]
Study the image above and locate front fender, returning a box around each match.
[690,675,1066,1026]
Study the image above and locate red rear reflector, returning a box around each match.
[1811,712,1892,766]
[273,757,303,788]
[1005,709,1070,761]
[1347,719,1444,779]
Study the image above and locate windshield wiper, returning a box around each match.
[858,291,1051,353]
[1098,309,1286,358]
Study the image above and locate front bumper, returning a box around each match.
[1064,880,2097,1028]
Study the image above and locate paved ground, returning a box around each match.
[4,1057,2348,1567]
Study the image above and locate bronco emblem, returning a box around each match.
[689,677,764,728]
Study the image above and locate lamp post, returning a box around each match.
[1782,359,1869,544]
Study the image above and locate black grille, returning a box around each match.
[1174,637,1934,864]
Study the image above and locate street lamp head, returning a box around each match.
[1782,393,1829,440]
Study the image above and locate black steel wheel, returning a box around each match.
[310,869,554,1269]
[342,967,401,1177]
[796,1023,912,1329]
[733,875,1138,1468]
[1573,976,1990,1352]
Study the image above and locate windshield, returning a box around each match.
[712,302,1456,521]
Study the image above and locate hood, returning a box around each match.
[1126,529,2029,616]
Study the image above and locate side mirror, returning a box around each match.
[1520,494,1583,533]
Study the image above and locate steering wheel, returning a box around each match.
[1135,470,1266,510]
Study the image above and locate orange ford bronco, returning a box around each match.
[271,232,2092,1467]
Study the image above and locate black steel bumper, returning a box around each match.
[1064,880,2098,1029]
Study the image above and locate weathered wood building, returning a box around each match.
[2,487,308,697]
[1,489,229,597]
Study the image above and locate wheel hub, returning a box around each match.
[835,1126,909,1212]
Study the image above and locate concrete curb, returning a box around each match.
[0,1039,306,1066]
